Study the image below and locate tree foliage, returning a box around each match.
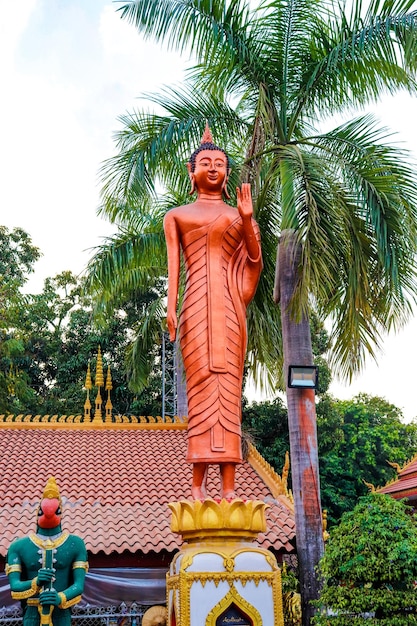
[0,227,164,416]
[314,493,417,625]
[0,225,41,289]
[243,395,290,469]
[318,394,417,524]
[85,206,172,393]
[244,391,417,525]
[0,226,41,413]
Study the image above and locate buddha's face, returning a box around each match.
[192,149,228,193]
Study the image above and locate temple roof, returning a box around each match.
[0,415,295,558]
[378,455,417,503]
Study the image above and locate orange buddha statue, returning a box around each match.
[164,126,262,500]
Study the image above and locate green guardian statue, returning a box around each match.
[5,477,88,626]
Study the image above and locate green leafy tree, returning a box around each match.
[22,270,163,415]
[318,394,417,525]
[0,225,41,289]
[2,265,163,416]
[314,493,417,625]
[0,226,166,415]
[242,395,290,470]
[0,226,41,414]
[27,303,164,418]
[96,1,417,621]
[243,391,417,527]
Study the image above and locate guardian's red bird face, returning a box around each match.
[37,498,61,529]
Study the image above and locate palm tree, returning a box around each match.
[92,0,417,622]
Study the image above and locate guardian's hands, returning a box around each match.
[38,568,59,607]
[37,568,55,587]
[39,589,60,607]
[237,183,253,220]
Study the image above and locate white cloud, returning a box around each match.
[0,0,38,68]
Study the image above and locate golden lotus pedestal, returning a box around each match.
[166,499,284,626]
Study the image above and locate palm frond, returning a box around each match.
[301,3,417,121]
[125,295,167,392]
[85,227,166,315]
[310,115,417,268]
[117,0,253,60]
[300,115,417,376]
[246,177,283,386]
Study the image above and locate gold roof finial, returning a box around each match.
[95,346,104,388]
[105,366,113,423]
[84,361,93,422]
[364,480,376,492]
[105,366,113,391]
[322,509,330,542]
[387,460,402,474]
[85,361,92,391]
[281,451,290,495]
[94,347,104,423]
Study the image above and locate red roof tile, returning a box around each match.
[0,422,295,557]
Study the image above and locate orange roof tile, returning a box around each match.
[0,422,295,557]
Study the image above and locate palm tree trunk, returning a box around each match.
[275,229,324,626]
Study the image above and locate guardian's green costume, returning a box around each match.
[5,477,88,626]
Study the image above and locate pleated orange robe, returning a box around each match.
[179,213,262,464]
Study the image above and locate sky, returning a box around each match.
[1,1,416,422]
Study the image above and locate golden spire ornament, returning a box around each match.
[95,346,104,388]
[83,361,92,422]
[94,347,104,423]
[105,366,113,423]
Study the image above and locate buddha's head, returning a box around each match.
[187,124,231,197]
